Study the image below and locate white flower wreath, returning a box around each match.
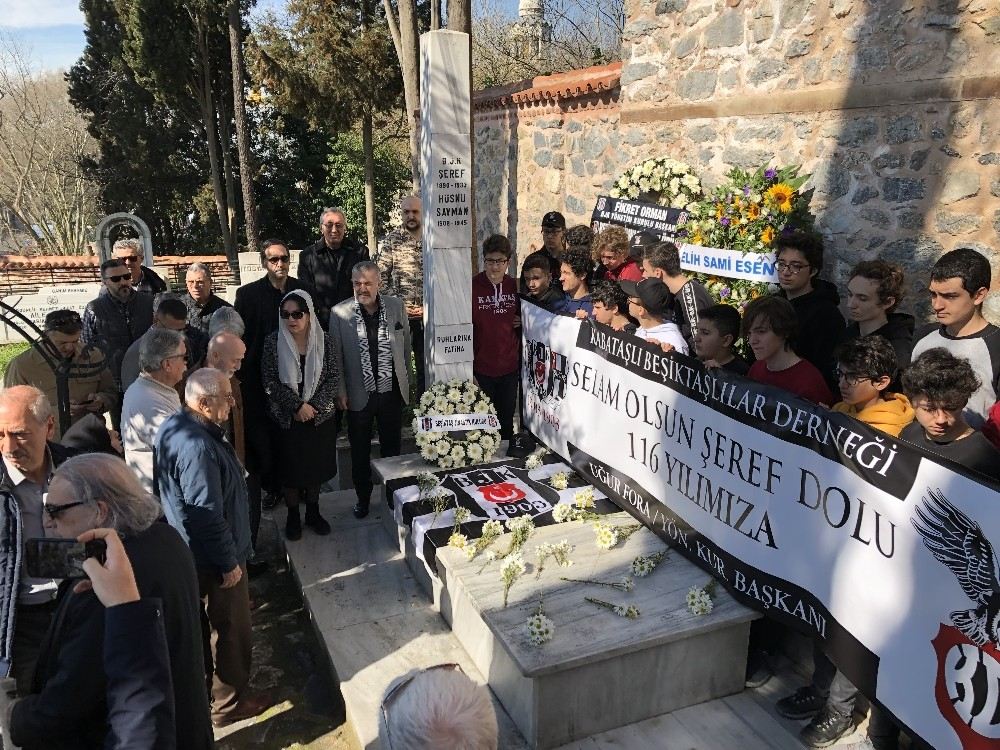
[412,379,501,470]
[608,156,703,211]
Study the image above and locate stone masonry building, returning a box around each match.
[472,0,1000,321]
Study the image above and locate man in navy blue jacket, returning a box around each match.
[155,367,269,727]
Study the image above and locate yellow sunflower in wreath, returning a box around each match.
[765,183,795,213]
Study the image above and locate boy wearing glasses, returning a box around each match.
[775,232,845,392]
[472,235,520,440]
[4,310,116,439]
[111,238,167,295]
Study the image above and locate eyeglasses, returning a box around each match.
[380,663,463,749]
[484,257,509,266]
[266,255,290,265]
[280,310,308,320]
[165,352,187,363]
[121,256,140,263]
[835,369,870,386]
[105,273,131,283]
[541,228,563,235]
[322,222,345,230]
[775,261,809,275]
[42,498,88,519]
[209,393,236,403]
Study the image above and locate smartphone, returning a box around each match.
[24,538,108,579]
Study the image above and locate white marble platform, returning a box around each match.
[436,514,761,748]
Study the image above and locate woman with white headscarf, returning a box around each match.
[261,289,341,540]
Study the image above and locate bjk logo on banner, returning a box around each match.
[914,490,1000,747]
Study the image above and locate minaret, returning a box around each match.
[513,0,550,63]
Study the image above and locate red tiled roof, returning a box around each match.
[0,254,231,270]
[474,61,622,109]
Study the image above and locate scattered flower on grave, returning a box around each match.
[500,553,526,607]
[526,601,554,647]
[593,522,618,550]
[416,471,440,494]
[454,506,471,525]
[686,578,718,616]
[549,471,570,491]
[560,575,633,592]
[425,487,452,521]
[534,540,574,577]
[630,550,668,578]
[573,487,596,509]
[448,532,468,550]
[552,504,575,523]
[615,523,644,545]
[586,596,640,618]
[465,519,505,562]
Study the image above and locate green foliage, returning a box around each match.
[324,131,411,240]
[0,344,30,378]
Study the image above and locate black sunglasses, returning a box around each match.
[280,309,308,320]
[266,255,290,265]
[105,273,131,283]
[42,499,88,519]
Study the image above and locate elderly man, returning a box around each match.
[121,328,186,495]
[0,387,79,696]
[8,453,213,749]
[377,195,426,392]
[120,296,208,391]
[300,208,370,329]
[82,259,155,426]
[330,261,411,519]
[154,368,268,727]
[4,310,116,440]
[111,238,167,295]
[235,238,314,520]
[183,262,232,335]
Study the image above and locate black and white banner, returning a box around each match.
[521,300,1000,750]
[388,458,616,576]
[590,195,687,236]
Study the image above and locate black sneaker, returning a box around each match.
[262,491,279,511]
[775,685,826,720]
[352,502,370,519]
[800,707,854,748]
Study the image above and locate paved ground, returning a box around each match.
[213,510,361,750]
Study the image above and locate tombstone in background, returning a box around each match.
[420,30,474,385]
[94,213,154,267]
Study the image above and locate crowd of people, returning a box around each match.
[0,196,997,749]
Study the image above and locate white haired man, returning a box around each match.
[111,238,167,295]
[0,386,80,696]
[121,328,186,495]
[183,263,233,336]
[380,663,498,749]
[154,368,269,726]
[299,208,370,329]
[7,453,213,749]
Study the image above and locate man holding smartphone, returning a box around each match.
[0,386,79,694]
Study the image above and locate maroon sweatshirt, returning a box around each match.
[472,271,520,377]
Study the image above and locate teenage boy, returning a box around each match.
[519,212,565,294]
[911,247,1000,429]
[900,347,1000,482]
[694,304,749,375]
[559,249,594,318]
[590,281,637,333]
[744,295,833,405]
[642,241,713,348]
[521,252,568,313]
[620,278,688,353]
[775,231,845,392]
[775,335,914,748]
[844,260,913,368]
[472,235,520,441]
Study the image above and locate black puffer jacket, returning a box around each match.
[81,291,155,389]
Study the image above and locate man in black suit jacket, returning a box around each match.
[299,207,370,330]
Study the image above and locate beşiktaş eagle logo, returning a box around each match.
[450,465,552,520]
[523,338,568,405]
[913,489,1000,747]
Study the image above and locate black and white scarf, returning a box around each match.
[356,300,393,394]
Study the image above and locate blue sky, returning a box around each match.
[0,0,522,72]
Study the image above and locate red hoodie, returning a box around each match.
[472,271,520,377]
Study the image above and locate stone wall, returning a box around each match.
[472,0,1000,320]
